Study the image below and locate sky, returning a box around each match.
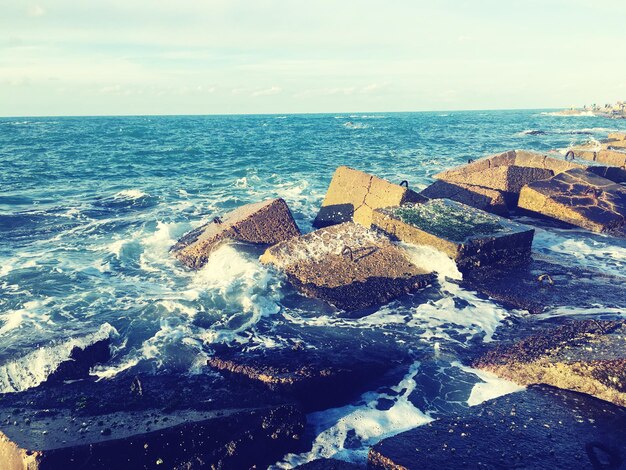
[1,0,626,116]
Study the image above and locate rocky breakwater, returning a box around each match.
[372,199,534,274]
[567,132,626,167]
[474,319,626,407]
[260,222,435,312]
[421,149,626,215]
[369,385,626,469]
[312,165,425,228]
[170,198,300,269]
[518,167,626,237]
[0,373,305,470]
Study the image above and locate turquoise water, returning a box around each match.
[1,110,626,464]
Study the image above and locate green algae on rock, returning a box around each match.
[373,199,534,274]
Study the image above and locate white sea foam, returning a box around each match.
[531,225,626,277]
[193,244,282,343]
[274,362,431,468]
[0,323,117,393]
[343,122,369,129]
[541,110,596,117]
[456,363,525,406]
[112,189,148,200]
[0,299,51,335]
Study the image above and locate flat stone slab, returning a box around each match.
[369,385,626,469]
[372,199,534,274]
[260,223,435,311]
[420,180,509,216]
[474,319,626,407]
[518,168,626,236]
[463,254,626,314]
[312,166,425,229]
[208,324,416,411]
[171,198,300,269]
[0,373,304,469]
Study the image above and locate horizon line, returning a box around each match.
[0,106,562,120]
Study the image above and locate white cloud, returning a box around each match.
[27,5,45,17]
[251,86,282,97]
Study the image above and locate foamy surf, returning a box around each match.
[0,323,117,393]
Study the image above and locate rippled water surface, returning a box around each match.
[1,111,625,464]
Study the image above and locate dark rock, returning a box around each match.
[312,166,425,229]
[372,200,534,274]
[260,223,434,311]
[369,385,626,469]
[171,198,300,269]
[474,319,626,406]
[518,168,626,236]
[46,339,111,384]
[463,254,626,314]
[207,325,417,411]
[0,373,304,469]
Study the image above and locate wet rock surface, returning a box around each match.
[260,223,435,311]
[207,324,418,411]
[0,373,304,470]
[518,168,626,236]
[372,199,534,274]
[463,254,626,314]
[474,319,626,406]
[171,198,300,269]
[369,385,626,470]
[312,166,425,229]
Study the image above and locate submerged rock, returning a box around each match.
[518,168,626,236]
[474,319,626,406]
[208,325,416,411]
[312,166,425,229]
[463,254,626,314]
[0,373,304,469]
[372,199,534,274]
[260,222,434,311]
[369,385,626,469]
[171,198,300,269]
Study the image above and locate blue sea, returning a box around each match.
[1,110,626,465]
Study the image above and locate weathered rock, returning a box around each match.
[463,254,626,314]
[419,180,509,216]
[312,166,425,229]
[586,164,626,184]
[260,223,435,311]
[595,149,626,167]
[372,200,534,274]
[473,319,626,407]
[171,198,300,269]
[369,385,626,470]
[208,324,416,411]
[608,132,626,141]
[0,373,304,470]
[518,168,626,236]
[430,150,585,211]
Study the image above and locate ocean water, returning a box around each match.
[1,110,626,465]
